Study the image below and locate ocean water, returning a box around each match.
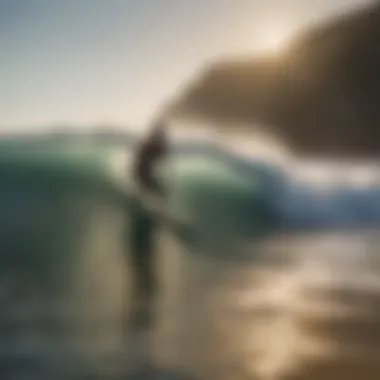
[0,136,380,379]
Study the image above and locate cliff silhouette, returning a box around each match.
[169,3,380,157]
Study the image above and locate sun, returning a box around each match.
[265,32,288,52]
[255,27,292,55]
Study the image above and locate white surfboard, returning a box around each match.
[120,177,193,238]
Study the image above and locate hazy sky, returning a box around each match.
[0,0,374,131]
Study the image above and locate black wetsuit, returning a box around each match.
[127,123,167,328]
[133,126,167,197]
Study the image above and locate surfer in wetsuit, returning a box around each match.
[127,119,168,328]
[133,120,168,198]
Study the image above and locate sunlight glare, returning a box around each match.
[256,27,291,55]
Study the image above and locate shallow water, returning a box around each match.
[142,228,380,380]
[2,228,380,380]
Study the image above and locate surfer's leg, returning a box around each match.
[128,210,157,328]
[134,217,156,297]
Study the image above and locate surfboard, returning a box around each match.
[120,176,196,243]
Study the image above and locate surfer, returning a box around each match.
[133,120,168,198]
[126,119,168,329]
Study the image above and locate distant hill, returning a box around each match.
[0,128,139,149]
[168,3,380,158]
